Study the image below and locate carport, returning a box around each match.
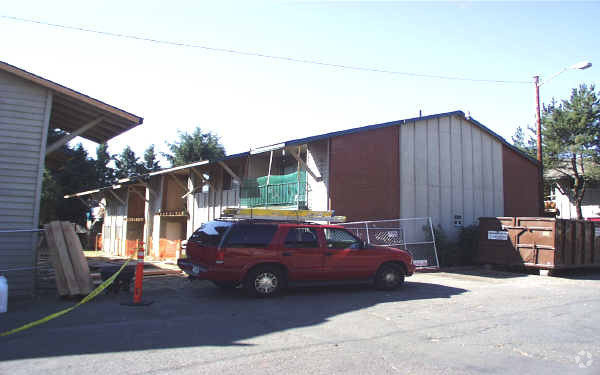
[0,61,143,296]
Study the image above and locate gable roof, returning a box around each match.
[0,61,143,143]
[284,110,539,166]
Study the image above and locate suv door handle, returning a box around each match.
[282,252,292,256]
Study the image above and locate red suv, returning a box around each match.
[178,220,415,297]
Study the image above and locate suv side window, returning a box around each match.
[324,228,361,249]
[284,228,320,248]
[224,224,278,248]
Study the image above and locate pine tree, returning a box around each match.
[114,146,144,178]
[163,127,225,167]
[95,143,115,186]
[142,144,161,173]
[510,125,537,159]
[543,84,600,219]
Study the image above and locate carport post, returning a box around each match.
[365,222,370,244]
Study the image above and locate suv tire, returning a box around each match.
[374,263,405,290]
[245,265,284,297]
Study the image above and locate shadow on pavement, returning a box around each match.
[0,279,466,361]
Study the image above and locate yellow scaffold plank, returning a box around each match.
[222,208,346,223]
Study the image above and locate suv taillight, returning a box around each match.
[215,248,225,264]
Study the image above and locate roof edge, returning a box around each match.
[0,60,143,125]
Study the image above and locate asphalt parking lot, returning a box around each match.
[1,268,599,374]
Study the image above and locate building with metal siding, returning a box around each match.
[71,110,539,259]
[0,61,142,297]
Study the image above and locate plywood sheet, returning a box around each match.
[60,222,91,294]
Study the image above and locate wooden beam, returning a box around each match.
[170,174,189,192]
[191,167,213,188]
[46,117,103,154]
[129,187,149,203]
[106,189,125,205]
[190,167,205,182]
[133,178,155,195]
[77,197,93,208]
[287,147,322,182]
[182,186,203,199]
[218,161,240,182]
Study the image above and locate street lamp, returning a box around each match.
[533,60,592,215]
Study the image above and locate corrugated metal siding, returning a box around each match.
[400,115,504,239]
[103,190,128,256]
[0,69,50,296]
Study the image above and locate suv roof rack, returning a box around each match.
[221,208,346,223]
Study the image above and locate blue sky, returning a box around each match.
[2,1,598,162]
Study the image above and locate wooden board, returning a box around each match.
[46,222,80,295]
[584,222,594,265]
[575,221,584,265]
[61,222,92,294]
[43,223,68,296]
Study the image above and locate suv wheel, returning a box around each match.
[245,266,283,297]
[374,263,405,290]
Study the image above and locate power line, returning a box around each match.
[1,14,531,84]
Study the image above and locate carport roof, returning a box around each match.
[1,61,143,143]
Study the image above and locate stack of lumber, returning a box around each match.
[44,221,92,296]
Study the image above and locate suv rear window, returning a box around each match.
[224,224,278,248]
[189,220,234,246]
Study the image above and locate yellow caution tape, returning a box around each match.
[1,258,133,337]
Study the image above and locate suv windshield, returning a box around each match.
[189,220,234,246]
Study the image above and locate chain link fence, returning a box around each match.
[341,217,439,269]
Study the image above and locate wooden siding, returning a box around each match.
[0,69,51,296]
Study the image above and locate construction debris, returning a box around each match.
[44,221,92,296]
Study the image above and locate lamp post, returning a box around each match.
[533,60,592,215]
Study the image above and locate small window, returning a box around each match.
[225,224,278,248]
[284,227,319,248]
[324,228,361,249]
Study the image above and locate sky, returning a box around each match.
[2,1,599,164]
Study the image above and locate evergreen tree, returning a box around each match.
[163,127,225,167]
[542,84,600,219]
[142,144,161,173]
[510,125,537,159]
[52,143,97,224]
[95,143,115,186]
[114,146,144,178]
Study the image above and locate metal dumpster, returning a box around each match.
[476,217,600,269]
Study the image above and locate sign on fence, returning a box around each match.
[488,231,509,241]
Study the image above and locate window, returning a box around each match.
[225,224,278,248]
[324,228,361,249]
[284,228,319,248]
[189,220,234,247]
